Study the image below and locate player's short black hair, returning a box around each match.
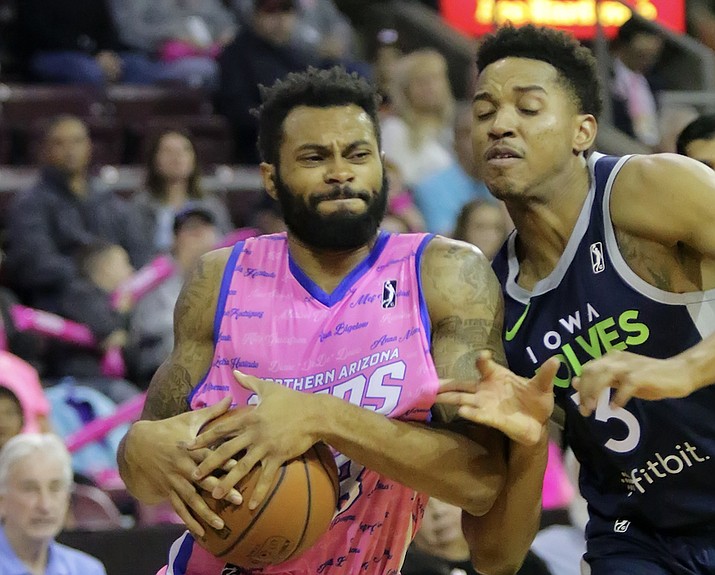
[476,24,602,118]
[676,114,715,155]
[256,66,382,165]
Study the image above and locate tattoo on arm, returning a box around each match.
[140,254,221,420]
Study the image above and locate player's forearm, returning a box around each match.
[679,332,715,392]
[462,430,548,575]
[317,394,506,516]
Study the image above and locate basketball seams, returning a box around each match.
[218,464,289,558]
[292,452,313,557]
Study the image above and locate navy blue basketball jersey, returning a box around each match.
[492,153,715,533]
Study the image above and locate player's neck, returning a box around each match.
[508,160,591,287]
[287,234,378,294]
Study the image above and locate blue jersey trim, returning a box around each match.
[187,241,245,407]
[213,241,246,343]
[415,234,436,344]
[288,231,391,307]
[172,532,195,575]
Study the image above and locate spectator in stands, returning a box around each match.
[3,116,151,313]
[610,16,665,148]
[50,241,139,404]
[109,0,238,91]
[383,56,491,234]
[0,351,53,449]
[531,448,588,575]
[0,249,46,375]
[127,203,220,386]
[131,129,234,255]
[402,497,552,575]
[217,0,320,164]
[18,0,164,86]
[0,387,23,451]
[233,0,370,77]
[0,433,107,575]
[452,199,512,261]
[383,158,426,233]
[676,113,715,168]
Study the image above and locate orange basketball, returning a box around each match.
[194,411,339,568]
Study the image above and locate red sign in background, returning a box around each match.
[440,0,685,40]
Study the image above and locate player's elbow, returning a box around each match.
[471,554,527,575]
[461,466,505,517]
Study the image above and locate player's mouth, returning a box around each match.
[485,145,523,165]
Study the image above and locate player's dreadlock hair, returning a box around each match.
[476,24,602,118]
[256,66,382,165]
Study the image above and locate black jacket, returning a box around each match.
[4,167,152,312]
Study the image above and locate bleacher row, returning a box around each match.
[0,82,234,166]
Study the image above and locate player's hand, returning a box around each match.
[189,371,322,510]
[124,397,242,536]
[436,352,558,446]
[572,350,692,416]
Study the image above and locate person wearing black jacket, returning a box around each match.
[17,0,162,85]
[3,116,152,313]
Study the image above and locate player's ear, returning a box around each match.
[260,162,278,201]
[573,114,597,154]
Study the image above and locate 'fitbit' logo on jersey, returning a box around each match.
[590,242,605,274]
[613,519,630,533]
[382,280,397,308]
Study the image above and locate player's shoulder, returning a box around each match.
[422,234,492,272]
[613,152,704,195]
[421,235,500,312]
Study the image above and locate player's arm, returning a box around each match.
[574,154,715,412]
[117,248,234,534]
[192,239,511,517]
[425,238,551,575]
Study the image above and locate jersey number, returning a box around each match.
[571,389,640,453]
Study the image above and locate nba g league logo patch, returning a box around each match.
[382,280,397,308]
[590,242,605,274]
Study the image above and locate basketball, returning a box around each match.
[194,411,340,568]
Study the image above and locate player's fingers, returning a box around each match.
[189,411,246,450]
[187,448,237,472]
[572,377,602,416]
[193,435,250,479]
[191,396,232,431]
[168,489,207,538]
[535,357,559,392]
[197,476,243,506]
[213,448,263,499]
[611,381,635,409]
[437,377,477,394]
[248,458,282,510]
[435,391,477,406]
[168,475,224,531]
[233,369,264,395]
[475,351,496,378]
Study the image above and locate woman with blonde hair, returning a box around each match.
[382,50,489,235]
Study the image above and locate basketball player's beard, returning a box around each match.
[273,171,389,250]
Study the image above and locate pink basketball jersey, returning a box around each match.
[165,232,440,575]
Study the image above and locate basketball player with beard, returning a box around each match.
[118,67,557,575]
